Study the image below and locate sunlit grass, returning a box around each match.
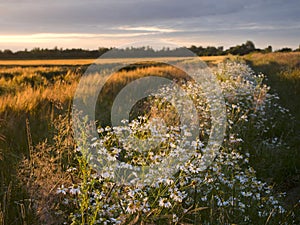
[0,55,229,66]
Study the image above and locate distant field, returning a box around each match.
[0,58,94,65]
[0,55,228,66]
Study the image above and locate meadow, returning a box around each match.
[0,53,299,224]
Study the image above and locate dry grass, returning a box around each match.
[18,115,76,225]
[0,82,76,113]
[244,52,300,67]
[243,51,300,121]
[0,56,229,66]
[0,66,78,113]
[0,59,94,66]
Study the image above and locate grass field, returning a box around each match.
[0,55,228,66]
[243,52,300,201]
[0,53,299,224]
[244,52,300,121]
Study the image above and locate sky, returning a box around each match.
[0,0,299,51]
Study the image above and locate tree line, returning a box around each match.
[0,41,299,59]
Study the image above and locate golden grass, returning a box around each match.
[0,55,232,115]
[0,82,76,113]
[243,52,300,81]
[0,59,94,66]
[0,56,229,66]
[244,52,300,67]
[200,55,235,64]
[3,52,298,115]
[106,65,187,85]
[0,66,78,113]
[243,51,300,122]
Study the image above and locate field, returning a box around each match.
[244,52,300,121]
[0,53,299,224]
[0,55,227,66]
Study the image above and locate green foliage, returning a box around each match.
[226,40,256,56]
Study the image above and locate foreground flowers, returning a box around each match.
[55,61,298,224]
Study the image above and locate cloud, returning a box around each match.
[0,32,157,43]
[0,0,258,33]
[118,26,180,33]
[0,0,299,50]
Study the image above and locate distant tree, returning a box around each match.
[276,47,292,52]
[265,45,272,53]
[31,47,41,52]
[245,40,255,51]
[0,42,296,59]
[294,45,300,52]
[190,45,198,53]
[188,45,224,56]
[3,49,13,54]
[226,40,256,55]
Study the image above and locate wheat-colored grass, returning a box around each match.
[244,52,300,67]
[0,56,229,66]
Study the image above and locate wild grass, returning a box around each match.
[244,52,300,121]
[243,52,300,197]
[0,56,228,66]
[18,115,76,225]
[0,54,299,224]
[0,59,94,66]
